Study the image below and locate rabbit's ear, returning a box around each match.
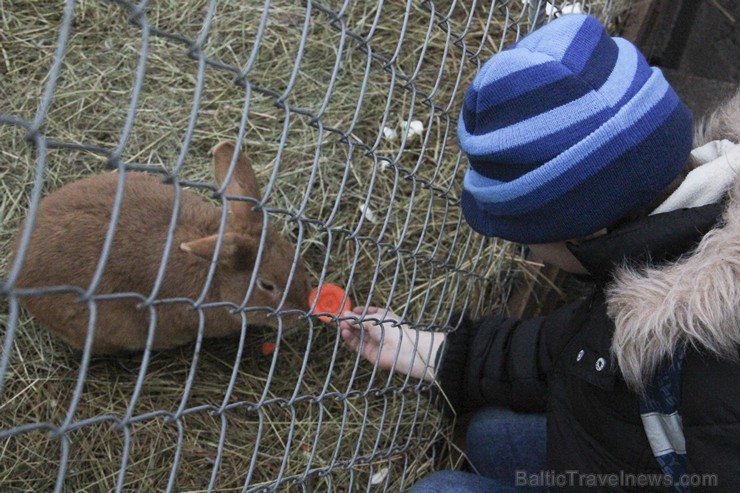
[180,232,256,270]
[212,141,263,235]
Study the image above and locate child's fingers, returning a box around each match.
[352,305,383,315]
[340,309,402,345]
[344,307,386,328]
[341,316,383,343]
[339,310,368,331]
[341,326,381,363]
[341,327,361,351]
[339,313,357,332]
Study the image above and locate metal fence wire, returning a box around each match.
[1,0,621,491]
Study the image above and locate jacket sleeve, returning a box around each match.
[437,302,581,416]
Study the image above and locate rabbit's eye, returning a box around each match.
[257,279,276,293]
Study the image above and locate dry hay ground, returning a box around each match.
[0,1,626,491]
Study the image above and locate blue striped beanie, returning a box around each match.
[458,15,693,244]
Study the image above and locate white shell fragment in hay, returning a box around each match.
[561,2,583,15]
[544,1,583,16]
[358,203,378,223]
[401,120,424,139]
[371,467,389,485]
[382,125,398,141]
[525,0,583,16]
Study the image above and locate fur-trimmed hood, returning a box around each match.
[606,91,740,394]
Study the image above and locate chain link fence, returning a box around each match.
[1,1,624,490]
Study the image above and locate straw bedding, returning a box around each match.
[0,1,627,490]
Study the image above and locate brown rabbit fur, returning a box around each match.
[9,141,311,354]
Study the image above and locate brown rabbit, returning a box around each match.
[9,141,311,354]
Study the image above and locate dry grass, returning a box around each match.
[1,1,629,491]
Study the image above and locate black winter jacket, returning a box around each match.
[438,196,740,492]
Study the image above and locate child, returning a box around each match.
[340,15,740,492]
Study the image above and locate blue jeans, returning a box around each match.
[410,407,547,492]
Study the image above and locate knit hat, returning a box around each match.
[458,14,692,244]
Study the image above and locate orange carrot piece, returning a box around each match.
[260,342,276,356]
[309,284,352,323]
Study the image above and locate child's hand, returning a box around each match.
[339,306,445,382]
